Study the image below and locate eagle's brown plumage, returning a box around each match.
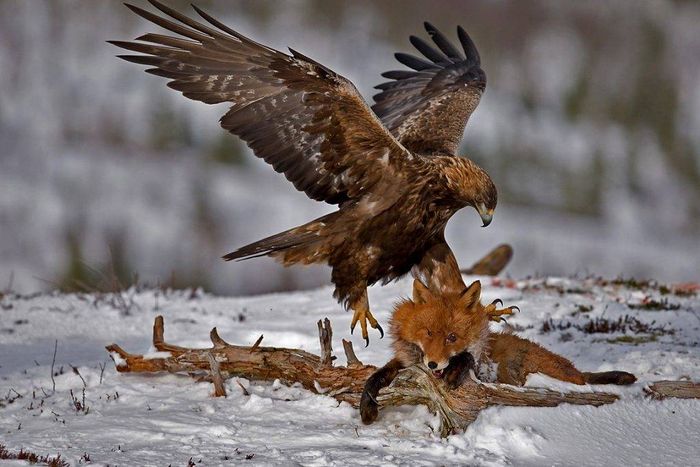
[372,22,486,155]
[112,1,498,344]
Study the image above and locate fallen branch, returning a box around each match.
[105,316,656,436]
[644,380,700,400]
[107,316,373,405]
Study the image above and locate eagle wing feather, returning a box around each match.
[111,0,412,205]
[372,22,486,155]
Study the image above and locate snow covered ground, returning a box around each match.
[1,276,699,466]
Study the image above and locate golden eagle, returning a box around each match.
[112,1,497,345]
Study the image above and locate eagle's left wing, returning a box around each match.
[110,0,412,206]
[372,23,486,155]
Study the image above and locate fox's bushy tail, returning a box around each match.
[583,371,637,385]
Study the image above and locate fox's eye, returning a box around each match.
[446,333,457,343]
[426,329,432,337]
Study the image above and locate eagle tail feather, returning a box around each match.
[223,215,333,264]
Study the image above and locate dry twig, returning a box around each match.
[206,352,227,397]
[50,340,58,393]
[250,335,264,353]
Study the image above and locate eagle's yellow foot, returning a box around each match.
[350,308,384,347]
[484,298,519,322]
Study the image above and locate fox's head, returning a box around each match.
[390,279,492,377]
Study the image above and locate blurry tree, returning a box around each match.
[1,0,699,294]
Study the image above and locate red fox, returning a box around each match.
[360,279,636,424]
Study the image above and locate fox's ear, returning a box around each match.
[412,279,434,304]
[459,280,481,309]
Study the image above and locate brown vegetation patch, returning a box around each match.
[540,315,672,336]
[0,444,69,467]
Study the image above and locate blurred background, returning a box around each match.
[1,0,698,296]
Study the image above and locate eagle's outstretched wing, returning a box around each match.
[111,0,411,205]
[372,23,486,155]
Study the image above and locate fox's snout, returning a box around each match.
[418,339,453,371]
[423,356,449,371]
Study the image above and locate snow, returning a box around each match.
[462,399,699,466]
[1,276,698,465]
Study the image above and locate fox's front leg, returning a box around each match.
[442,351,475,389]
[360,358,405,424]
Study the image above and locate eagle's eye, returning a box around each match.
[446,333,457,343]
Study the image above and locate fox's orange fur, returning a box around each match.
[390,279,489,375]
[485,333,585,385]
[360,279,636,424]
[396,279,636,385]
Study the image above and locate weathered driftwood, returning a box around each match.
[644,380,700,400]
[461,244,513,276]
[107,316,629,437]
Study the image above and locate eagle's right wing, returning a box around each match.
[111,0,412,205]
[372,23,486,155]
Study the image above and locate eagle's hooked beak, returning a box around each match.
[477,203,493,227]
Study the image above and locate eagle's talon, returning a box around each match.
[485,299,521,322]
[350,305,384,346]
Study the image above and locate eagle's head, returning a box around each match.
[443,158,498,227]
[473,168,497,227]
